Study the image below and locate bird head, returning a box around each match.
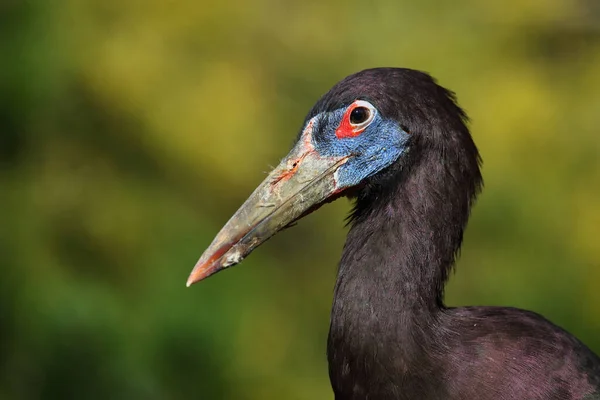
[187,68,474,286]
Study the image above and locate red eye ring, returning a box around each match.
[335,100,376,139]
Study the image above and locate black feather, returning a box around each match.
[316,68,600,399]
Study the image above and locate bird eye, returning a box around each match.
[335,100,376,139]
[349,107,371,125]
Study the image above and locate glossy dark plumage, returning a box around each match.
[188,67,600,399]
[317,69,600,399]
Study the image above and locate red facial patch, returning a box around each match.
[335,101,368,139]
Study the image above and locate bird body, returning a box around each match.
[188,68,600,399]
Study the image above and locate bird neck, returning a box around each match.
[328,144,481,391]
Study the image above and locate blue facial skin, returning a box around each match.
[309,106,410,190]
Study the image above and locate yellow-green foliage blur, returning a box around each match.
[1,0,599,399]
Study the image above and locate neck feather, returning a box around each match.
[327,139,482,396]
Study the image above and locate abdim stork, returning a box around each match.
[187,68,600,399]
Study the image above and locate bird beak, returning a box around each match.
[186,125,350,286]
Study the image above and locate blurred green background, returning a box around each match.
[1,0,599,399]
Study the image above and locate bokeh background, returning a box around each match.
[2,0,600,399]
